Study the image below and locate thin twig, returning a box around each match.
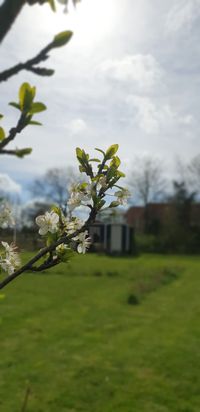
[0,149,20,155]
[0,113,25,150]
[0,39,54,82]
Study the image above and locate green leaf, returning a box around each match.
[110,156,121,168]
[0,127,5,141]
[95,148,105,157]
[105,144,119,160]
[107,166,117,180]
[19,83,35,112]
[0,114,3,119]
[79,182,88,190]
[46,232,57,246]
[47,0,56,12]
[82,150,89,163]
[89,158,101,163]
[76,147,83,160]
[51,205,60,215]
[15,147,32,158]
[9,102,21,110]
[52,31,73,48]
[30,102,47,114]
[28,120,42,126]
[117,171,126,178]
[109,201,120,208]
[29,67,55,76]
[79,165,85,173]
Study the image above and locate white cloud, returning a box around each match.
[100,54,163,92]
[66,118,88,135]
[166,0,200,33]
[0,174,21,194]
[126,95,193,134]
[0,0,199,193]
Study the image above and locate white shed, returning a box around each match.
[89,223,133,254]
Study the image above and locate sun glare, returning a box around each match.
[42,0,118,48]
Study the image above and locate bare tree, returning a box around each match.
[30,166,79,205]
[188,154,200,194]
[128,156,166,232]
[176,154,200,196]
[128,156,166,205]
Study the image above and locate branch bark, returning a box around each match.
[0,0,26,44]
[0,40,54,82]
[0,113,26,151]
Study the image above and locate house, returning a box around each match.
[125,202,200,234]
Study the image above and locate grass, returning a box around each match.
[0,253,200,411]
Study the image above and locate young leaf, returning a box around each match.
[89,158,101,163]
[15,148,32,158]
[47,0,56,12]
[28,120,42,126]
[0,127,5,141]
[95,148,105,156]
[107,166,117,180]
[9,102,21,110]
[28,67,55,76]
[76,147,83,161]
[30,102,47,114]
[19,82,33,111]
[105,144,119,160]
[109,201,120,208]
[117,171,126,178]
[52,31,73,48]
[110,156,121,168]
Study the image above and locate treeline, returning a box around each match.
[127,155,200,254]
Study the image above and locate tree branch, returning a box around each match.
[0,207,97,290]
[0,113,26,150]
[0,0,26,44]
[0,40,54,82]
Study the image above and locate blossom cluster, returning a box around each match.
[0,202,15,228]
[0,145,129,278]
[35,210,91,255]
[0,242,21,275]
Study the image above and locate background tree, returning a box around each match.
[171,181,196,231]
[188,154,200,195]
[31,166,79,206]
[128,156,166,232]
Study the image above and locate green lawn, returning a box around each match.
[0,253,200,412]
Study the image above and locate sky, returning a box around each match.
[0,0,200,200]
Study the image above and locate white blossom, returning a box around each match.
[35,211,59,235]
[67,217,84,234]
[0,241,21,275]
[68,183,93,211]
[114,188,130,205]
[75,231,91,254]
[98,176,108,189]
[67,192,83,211]
[0,203,15,228]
